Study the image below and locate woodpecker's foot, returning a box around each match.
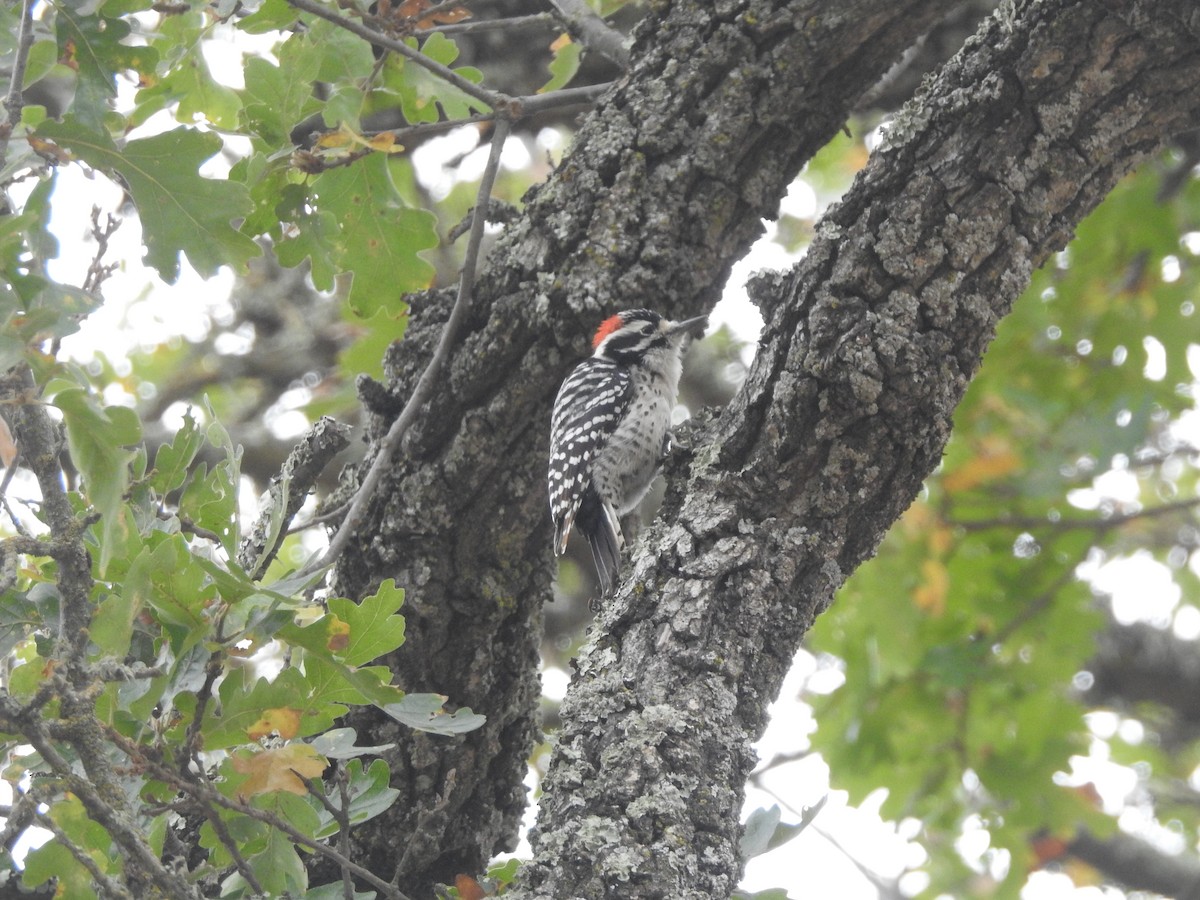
[659,430,673,466]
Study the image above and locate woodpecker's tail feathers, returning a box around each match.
[575,488,623,596]
[553,508,574,557]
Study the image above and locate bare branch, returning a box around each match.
[949,496,1200,535]
[82,208,121,296]
[415,12,556,38]
[549,0,630,68]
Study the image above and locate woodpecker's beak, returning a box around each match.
[666,314,708,339]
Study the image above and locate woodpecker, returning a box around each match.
[548,309,708,598]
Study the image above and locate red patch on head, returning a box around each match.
[592,314,624,349]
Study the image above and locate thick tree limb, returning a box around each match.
[1084,616,1200,735]
[326,0,961,892]
[517,1,1200,897]
[1070,829,1200,899]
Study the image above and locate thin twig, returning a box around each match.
[515,81,612,116]
[336,768,355,900]
[949,495,1200,534]
[204,802,266,894]
[287,0,501,111]
[303,116,514,578]
[414,11,556,38]
[285,498,350,535]
[0,0,36,174]
[302,771,356,899]
[82,208,121,296]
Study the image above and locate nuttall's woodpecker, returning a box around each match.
[548,309,708,597]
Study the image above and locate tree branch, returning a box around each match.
[549,0,630,68]
[1069,828,1200,899]
[518,0,1200,896]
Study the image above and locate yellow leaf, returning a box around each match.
[326,615,351,653]
[928,524,954,556]
[942,438,1021,492]
[912,558,949,615]
[366,132,404,153]
[314,128,355,149]
[550,33,573,52]
[246,707,302,740]
[232,744,327,799]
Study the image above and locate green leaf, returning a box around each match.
[740,805,782,860]
[91,564,142,657]
[300,153,437,315]
[206,667,345,750]
[136,12,242,130]
[22,794,115,898]
[137,536,214,653]
[176,403,243,555]
[0,175,102,365]
[308,727,394,759]
[55,8,158,130]
[340,308,408,380]
[22,39,60,91]
[383,33,487,123]
[22,840,98,899]
[53,387,141,575]
[541,34,583,93]
[237,0,299,33]
[149,407,204,494]
[0,591,42,659]
[247,795,311,896]
[273,182,341,290]
[328,579,406,667]
[34,119,260,282]
[240,49,322,148]
[487,857,522,887]
[381,694,487,735]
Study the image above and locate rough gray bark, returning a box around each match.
[324,0,961,891]
[513,1,1200,897]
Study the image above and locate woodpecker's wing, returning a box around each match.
[548,358,631,555]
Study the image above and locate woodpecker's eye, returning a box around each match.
[640,324,655,335]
